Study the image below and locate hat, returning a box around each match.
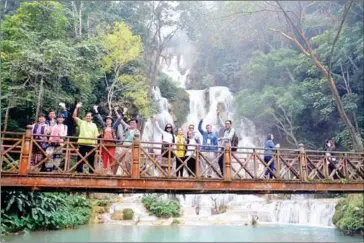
[57,113,66,119]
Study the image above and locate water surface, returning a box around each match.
[3,224,363,242]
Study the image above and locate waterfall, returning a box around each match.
[136,40,338,228]
[175,194,338,227]
[106,194,338,227]
[142,87,174,144]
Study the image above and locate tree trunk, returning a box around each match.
[138,118,145,137]
[79,1,83,37]
[2,105,11,133]
[87,14,90,38]
[310,55,363,151]
[4,1,7,13]
[71,1,78,37]
[35,78,44,123]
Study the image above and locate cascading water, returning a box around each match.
[137,38,338,228]
[142,87,174,144]
[104,194,338,227]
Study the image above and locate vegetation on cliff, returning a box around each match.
[332,194,364,236]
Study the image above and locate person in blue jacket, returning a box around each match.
[264,134,277,179]
[198,119,219,178]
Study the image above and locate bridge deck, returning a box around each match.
[1,127,364,194]
[2,174,363,194]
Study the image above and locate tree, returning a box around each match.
[268,1,363,151]
[98,21,143,114]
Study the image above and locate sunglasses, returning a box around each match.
[167,127,172,129]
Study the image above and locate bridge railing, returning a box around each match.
[1,126,363,182]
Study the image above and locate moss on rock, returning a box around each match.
[122,208,134,220]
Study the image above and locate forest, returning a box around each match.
[1,1,363,151]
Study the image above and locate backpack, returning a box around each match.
[231,132,239,151]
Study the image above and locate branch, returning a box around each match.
[328,1,353,81]
[269,28,310,56]
[275,1,313,53]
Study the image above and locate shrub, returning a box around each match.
[172,219,180,225]
[141,194,159,211]
[332,194,364,236]
[141,195,180,218]
[1,192,92,235]
[122,208,134,220]
[95,199,110,207]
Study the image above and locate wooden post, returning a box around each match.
[298,144,307,181]
[224,142,232,181]
[19,125,32,175]
[195,145,200,179]
[275,148,281,180]
[253,148,258,179]
[131,134,140,179]
[323,152,329,180]
[167,144,172,178]
[343,153,349,180]
[64,137,70,172]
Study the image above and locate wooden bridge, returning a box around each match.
[1,126,363,194]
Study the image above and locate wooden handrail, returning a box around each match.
[1,127,364,183]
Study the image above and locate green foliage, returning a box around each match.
[332,194,364,236]
[141,194,180,218]
[99,21,142,74]
[92,199,110,208]
[1,2,154,131]
[172,219,181,225]
[1,192,92,235]
[122,208,134,220]
[157,73,190,127]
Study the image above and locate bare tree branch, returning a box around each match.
[328,1,353,82]
[269,28,310,56]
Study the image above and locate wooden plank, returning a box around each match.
[1,174,363,194]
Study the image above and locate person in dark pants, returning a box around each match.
[324,139,339,179]
[264,134,276,179]
[185,131,199,177]
[72,102,99,173]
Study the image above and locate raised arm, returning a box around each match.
[119,118,130,129]
[198,119,206,136]
[153,119,164,134]
[93,105,106,128]
[218,114,224,129]
[59,102,69,118]
[112,107,123,129]
[72,102,82,124]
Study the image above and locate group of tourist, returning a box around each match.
[31,102,140,174]
[31,101,284,178]
[152,114,238,178]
